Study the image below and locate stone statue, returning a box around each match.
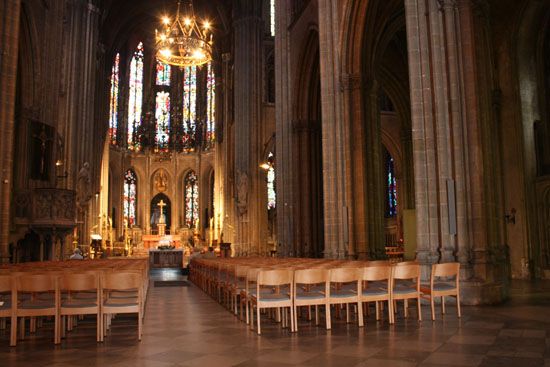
[77,162,92,208]
[236,170,249,216]
[154,170,168,192]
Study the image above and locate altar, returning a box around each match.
[142,234,182,250]
[149,249,184,268]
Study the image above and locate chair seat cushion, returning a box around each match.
[296,291,326,300]
[62,300,97,308]
[367,281,388,290]
[104,300,138,307]
[362,288,389,296]
[393,287,417,295]
[433,282,456,291]
[258,293,291,302]
[20,301,55,309]
[110,290,138,298]
[330,289,357,298]
[73,292,98,300]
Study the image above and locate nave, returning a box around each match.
[1,271,549,367]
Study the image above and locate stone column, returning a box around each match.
[405,0,450,272]
[405,0,504,303]
[363,79,386,259]
[274,0,294,256]
[0,0,22,263]
[58,0,100,245]
[233,0,263,255]
[318,0,349,258]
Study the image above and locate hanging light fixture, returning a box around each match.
[155,0,213,67]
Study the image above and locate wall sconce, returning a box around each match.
[504,208,516,225]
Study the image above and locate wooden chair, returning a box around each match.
[293,268,330,331]
[420,262,461,320]
[360,265,393,324]
[11,274,61,346]
[0,275,12,332]
[391,263,422,321]
[328,267,363,329]
[58,272,102,342]
[101,272,143,341]
[250,269,295,335]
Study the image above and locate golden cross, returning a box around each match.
[157,199,167,216]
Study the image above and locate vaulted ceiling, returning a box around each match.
[99,0,232,57]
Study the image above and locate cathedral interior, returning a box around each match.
[1,0,550,358]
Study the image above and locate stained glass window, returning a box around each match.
[155,91,170,151]
[270,0,276,37]
[182,66,197,148]
[184,170,199,228]
[127,42,144,150]
[385,149,397,218]
[156,61,171,86]
[206,62,216,146]
[124,169,137,227]
[267,152,276,210]
[109,53,120,145]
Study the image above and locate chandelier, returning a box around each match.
[155,0,213,68]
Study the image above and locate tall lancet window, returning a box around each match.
[270,0,276,36]
[206,62,216,147]
[384,148,397,218]
[266,152,276,210]
[156,61,171,86]
[127,42,144,150]
[182,66,197,150]
[109,53,120,145]
[124,169,138,227]
[184,170,199,228]
[155,61,171,152]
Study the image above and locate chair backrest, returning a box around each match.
[432,262,460,278]
[15,274,57,293]
[364,260,390,267]
[257,269,293,286]
[362,265,392,282]
[102,272,141,291]
[59,273,99,292]
[294,268,329,285]
[0,275,11,293]
[395,261,419,266]
[329,267,360,283]
[392,263,420,280]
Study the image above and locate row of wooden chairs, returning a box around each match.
[0,258,148,346]
[190,258,461,334]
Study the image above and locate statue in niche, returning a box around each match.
[236,170,249,216]
[76,162,92,209]
[154,170,168,192]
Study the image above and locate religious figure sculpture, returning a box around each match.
[76,162,92,209]
[236,170,249,216]
[154,170,168,192]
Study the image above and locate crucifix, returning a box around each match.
[157,199,167,236]
[157,199,167,224]
[33,124,53,176]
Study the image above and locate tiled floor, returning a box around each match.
[1,271,549,367]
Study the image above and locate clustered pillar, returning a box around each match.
[0,0,22,263]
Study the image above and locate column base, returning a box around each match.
[460,279,508,305]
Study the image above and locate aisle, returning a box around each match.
[0,276,549,367]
